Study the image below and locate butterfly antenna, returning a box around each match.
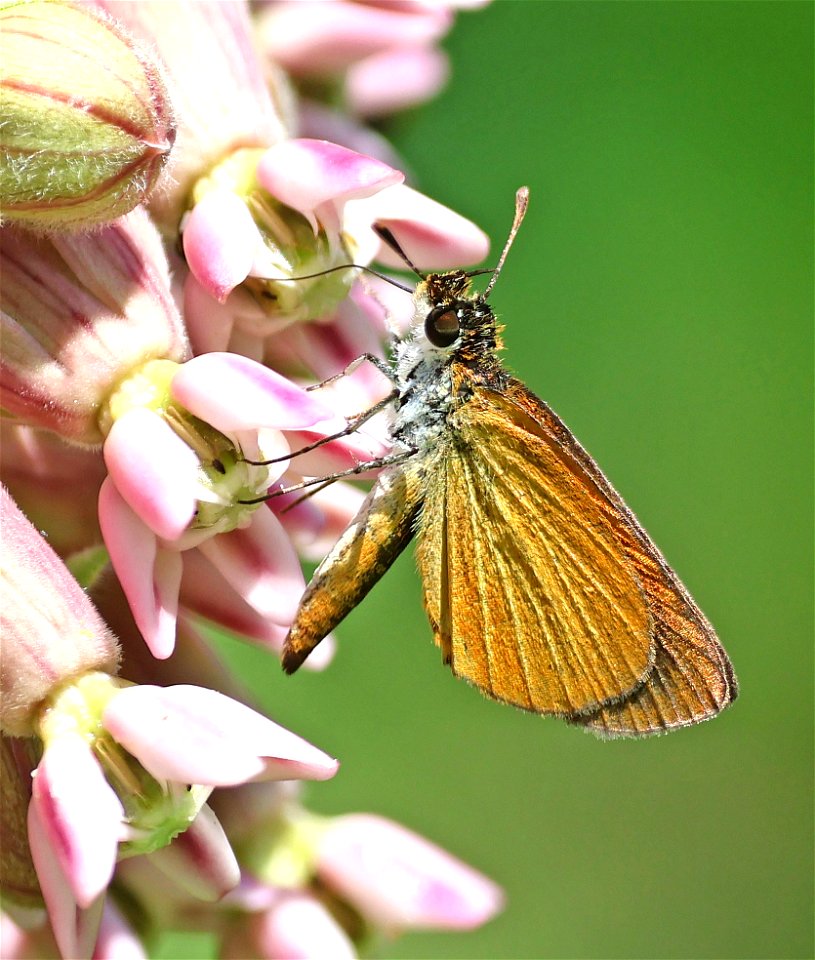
[373,224,424,280]
[255,262,413,294]
[483,186,529,300]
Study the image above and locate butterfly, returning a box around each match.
[279,187,738,737]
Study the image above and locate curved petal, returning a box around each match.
[257,139,403,232]
[27,802,81,960]
[98,478,181,659]
[30,738,124,910]
[94,900,147,960]
[171,352,337,432]
[146,803,239,902]
[196,507,305,625]
[27,803,106,960]
[182,273,236,355]
[258,1,450,74]
[317,814,505,931]
[346,46,450,117]
[255,894,356,960]
[103,685,339,785]
[345,183,490,269]
[104,409,198,542]
[182,191,259,302]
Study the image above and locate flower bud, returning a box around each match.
[0,0,175,231]
[0,488,120,737]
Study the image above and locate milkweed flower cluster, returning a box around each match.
[0,1,502,957]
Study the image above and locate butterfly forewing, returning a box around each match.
[488,379,736,735]
[416,375,656,716]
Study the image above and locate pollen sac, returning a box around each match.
[0,0,175,232]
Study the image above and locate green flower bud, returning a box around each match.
[0,0,175,231]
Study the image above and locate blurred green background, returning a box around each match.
[161,3,812,958]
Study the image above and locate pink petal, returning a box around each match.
[182,191,260,302]
[257,139,403,231]
[179,551,288,651]
[255,894,356,959]
[345,183,490,269]
[103,409,198,542]
[258,2,450,74]
[27,801,84,960]
[196,507,305,625]
[93,900,147,960]
[182,273,236,355]
[317,814,505,931]
[346,47,450,117]
[179,558,337,669]
[145,804,240,902]
[171,352,336,431]
[98,478,182,659]
[271,479,366,562]
[103,685,339,785]
[30,739,124,910]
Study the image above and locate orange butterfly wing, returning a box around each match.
[417,374,737,734]
[417,376,656,717]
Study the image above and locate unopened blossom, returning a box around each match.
[0,490,120,738]
[0,0,174,231]
[95,0,288,235]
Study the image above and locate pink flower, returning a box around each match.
[27,677,337,958]
[316,814,505,931]
[181,138,401,312]
[207,784,504,949]
[181,137,488,360]
[98,350,340,659]
[257,1,490,119]
[2,492,338,957]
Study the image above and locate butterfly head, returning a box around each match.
[414,270,503,363]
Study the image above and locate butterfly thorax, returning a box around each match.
[391,271,506,453]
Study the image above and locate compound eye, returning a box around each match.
[425,304,461,347]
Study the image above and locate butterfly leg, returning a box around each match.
[243,390,399,467]
[239,448,418,505]
[306,352,399,389]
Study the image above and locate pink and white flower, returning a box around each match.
[1,490,339,958]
